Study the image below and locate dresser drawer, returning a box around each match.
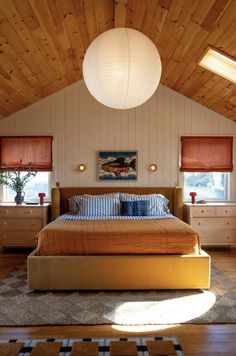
[192,217,236,229]
[191,206,216,217]
[223,230,236,243]
[199,229,236,244]
[18,207,46,218]
[0,231,37,246]
[0,218,43,231]
[0,207,18,217]
[216,206,236,216]
[0,207,45,218]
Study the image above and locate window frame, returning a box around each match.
[1,172,52,203]
[180,171,230,203]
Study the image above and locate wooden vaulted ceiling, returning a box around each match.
[0,0,235,121]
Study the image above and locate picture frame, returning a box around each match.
[98,151,137,181]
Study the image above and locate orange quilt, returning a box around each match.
[36,218,200,256]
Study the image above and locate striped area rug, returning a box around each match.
[0,336,184,355]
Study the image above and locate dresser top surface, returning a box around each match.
[185,202,236,207]
[0,203,50,207]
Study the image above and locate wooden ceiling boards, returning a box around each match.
[0,0,235,120]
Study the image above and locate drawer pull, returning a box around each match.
[2,221,7,225]
[227,222,230,225]
[225,210,228,213]
[0,210,8,215]
[226,236,230,239]
[0,235,7,239]
[198,222,203,225]
[201,210,205,213]
[25,210,33,214]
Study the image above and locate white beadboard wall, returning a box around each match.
[0,80,236,199]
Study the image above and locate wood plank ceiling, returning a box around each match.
[0,0,235,121]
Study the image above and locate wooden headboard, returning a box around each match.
[51,187,183,221]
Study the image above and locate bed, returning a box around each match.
[27,187,211,290]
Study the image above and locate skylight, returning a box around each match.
[199,48,236,83]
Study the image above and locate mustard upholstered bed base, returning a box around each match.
[27,186,211,290]
[27,249,210,290]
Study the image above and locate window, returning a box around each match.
[4,172,51,202]
[199,48,236,84]
[180,136,232,201]
[183,172,228,201]
[0,136,53,203]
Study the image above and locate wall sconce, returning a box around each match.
[149,164,157,172]
[78,164,86,172]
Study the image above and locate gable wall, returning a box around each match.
[0,80,235,199]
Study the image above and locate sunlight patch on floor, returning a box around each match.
[112,324,179,332]
[109,291,216,325]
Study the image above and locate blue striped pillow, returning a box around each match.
[119,193,169,216]
[121,200,149,216]
[79,196,120,216]
[68,193,119,214]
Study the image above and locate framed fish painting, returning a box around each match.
[98,151,137,180]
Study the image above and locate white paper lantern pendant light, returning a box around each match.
[83,28,162,110]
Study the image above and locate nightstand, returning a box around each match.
[184,203,236,246]
[0,203,50,248]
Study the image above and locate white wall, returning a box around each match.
[0,80,236,198]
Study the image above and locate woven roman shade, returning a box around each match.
[180,136,233,172]
[0,136,53,171]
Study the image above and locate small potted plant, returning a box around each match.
[0,162,37,205]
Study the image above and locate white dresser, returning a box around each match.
[0,203,49,248]
[184,203,236,246]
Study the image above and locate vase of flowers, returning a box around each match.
[0,163,37,205]
[14,190,25,205]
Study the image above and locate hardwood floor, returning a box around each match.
[0,247,236,356]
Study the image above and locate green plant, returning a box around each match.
[0,163,37,192]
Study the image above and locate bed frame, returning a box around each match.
[27,187,211,290]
